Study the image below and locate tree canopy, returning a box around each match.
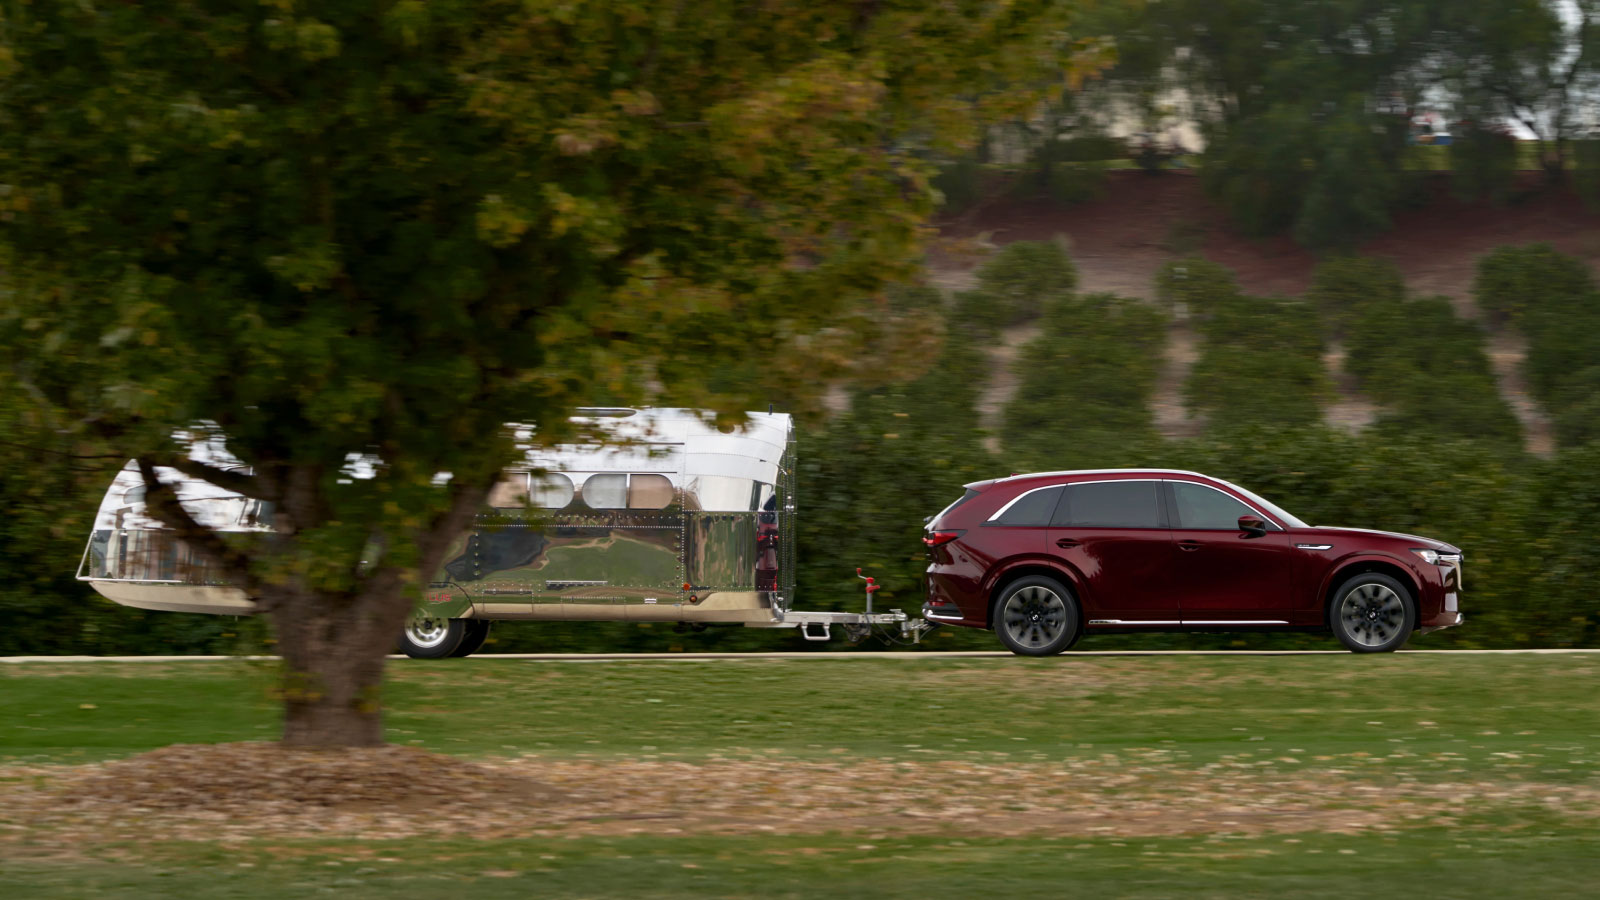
[0,0,1080,744]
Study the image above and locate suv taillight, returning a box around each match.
[923,530,965,547]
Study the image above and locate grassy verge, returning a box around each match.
[3,655,1598,897]
[6,825,1599,899]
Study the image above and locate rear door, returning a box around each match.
[1047,479,1178,624]
[1163,480,1300,624]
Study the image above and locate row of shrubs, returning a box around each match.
[1312,257,1523,450]
[1474,243,1600,447]
[941,240,1524,452]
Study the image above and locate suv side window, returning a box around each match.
[1058,481,1164,528]
[1169,481,1272,530]
[990,485,1064,526]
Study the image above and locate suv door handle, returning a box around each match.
[1177,540,1202,551]
[1055,538,1080,549]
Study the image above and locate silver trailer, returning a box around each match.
[78,409,919,657]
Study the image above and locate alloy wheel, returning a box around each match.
[1339,583,1406,648]
[1001,585,1068,650]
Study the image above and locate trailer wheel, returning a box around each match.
[399,614,467,659]
[450,620,492,658]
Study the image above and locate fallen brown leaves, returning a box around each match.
[1,742,1596,854]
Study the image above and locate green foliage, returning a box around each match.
[1185,290,1329,429]
[1471,244,1600,449]
[1155,257,1241,317]
[959,240,1079,331]
[1002,293,1170,468]
[1577,139,1600,211]
[1344,296,1522,450]
[1451,127,1521,204]
[1471,243,1594,325]
[1306,256,1406,337]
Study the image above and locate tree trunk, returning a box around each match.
[268,583,408,748]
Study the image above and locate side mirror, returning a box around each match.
[1238,515,1267,538]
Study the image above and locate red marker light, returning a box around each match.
[681,582,692,591]
[922,530,964,547]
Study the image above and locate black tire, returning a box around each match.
[993,575,1082,657]
[1329,573,1416,653]
[399,614,468,659]
[450,620,492,658]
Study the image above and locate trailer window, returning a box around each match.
[530,473,574,509]
[627,474,674,509]
[685,474,759,511]
[581,474,628,509]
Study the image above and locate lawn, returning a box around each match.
[3,654,1598,897]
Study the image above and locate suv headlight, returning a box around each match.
[1412,549,1461,565]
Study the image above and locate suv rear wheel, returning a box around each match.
[994,576,1081,657]
[1330,573,1415,653]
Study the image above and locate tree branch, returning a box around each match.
[142,453,265,499]
[134,457,268,604]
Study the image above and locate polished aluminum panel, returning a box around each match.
[82,411,797,626]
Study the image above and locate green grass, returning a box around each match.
[6,826,1599,899]
[4,654,1599,897]
[1,656,1596,772]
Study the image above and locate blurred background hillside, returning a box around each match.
[5,0,1600,655]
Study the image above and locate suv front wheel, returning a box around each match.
[1330,573,1415,653]
[994,576,1082,657]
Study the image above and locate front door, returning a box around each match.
[1048,479,1178,624]
[1163,480,1298,624]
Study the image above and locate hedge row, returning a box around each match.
[1168,258,1330,429]
[1472,244,1600,447]
[1321,257,1523,451]
[1003,292,1169,468]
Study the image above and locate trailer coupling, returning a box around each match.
[748,567,939,644]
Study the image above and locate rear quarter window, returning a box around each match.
[989,485,1064,526]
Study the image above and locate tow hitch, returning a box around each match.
[751,567,937,644]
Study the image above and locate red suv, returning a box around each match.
[922,470,1463,655]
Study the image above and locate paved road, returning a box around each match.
[4,648,1598,663]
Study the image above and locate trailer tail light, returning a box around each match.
[923,530,965,547]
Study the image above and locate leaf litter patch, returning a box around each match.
[1,742,1597,852]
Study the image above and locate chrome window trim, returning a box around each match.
[1164,480,1283,532]
[984,484,1065,524]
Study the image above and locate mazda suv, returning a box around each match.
[922,470,1463,655]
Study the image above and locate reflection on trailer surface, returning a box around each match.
[79,409,914,656]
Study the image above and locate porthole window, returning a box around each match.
[530,473,575,509]
[580,473,675,510]
[627,474,674,510]
[581,473,628,509]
